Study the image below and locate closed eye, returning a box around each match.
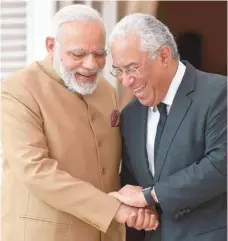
[69,52,86,59]
[93,50,107,57]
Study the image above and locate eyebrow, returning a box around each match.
[112,62,139,69]
[68,47,106,53]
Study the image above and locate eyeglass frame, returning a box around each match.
[110,48,160,79]
[110,64,143,79]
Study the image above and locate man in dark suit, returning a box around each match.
[109,13,227,241]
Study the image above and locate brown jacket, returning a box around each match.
[1,57,125,241]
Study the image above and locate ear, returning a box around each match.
[46,37,55,54]
[159,46,172,67]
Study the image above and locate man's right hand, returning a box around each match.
[114,203,159,231]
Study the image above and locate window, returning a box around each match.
[1,0,27,79]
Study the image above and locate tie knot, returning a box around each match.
[157,103,167,115]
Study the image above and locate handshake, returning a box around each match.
[109,185,159,231]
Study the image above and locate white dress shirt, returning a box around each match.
[146,61,186,177]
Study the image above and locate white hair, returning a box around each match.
[109,13,179,59]
[50,4,104,38]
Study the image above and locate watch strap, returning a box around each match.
[142,187,154,205]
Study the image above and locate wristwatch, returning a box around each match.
[142,186,155,205]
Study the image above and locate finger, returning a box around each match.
[145,221,159,231]
[150,214,158,230]
[126,212,137,227]
[153,220,160,230]
[134,208,145,230]
[144,214,155,231]
[140,209,151,230]
[145,215,159,231]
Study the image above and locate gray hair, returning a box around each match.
[50,4,104,39]
[109,13,179,59]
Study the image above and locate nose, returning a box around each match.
[121,74,134,87]
[82,54,98,71]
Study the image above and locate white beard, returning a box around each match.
[53,49,99,95]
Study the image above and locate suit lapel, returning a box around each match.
[134,101,154,187]
[154,62,196,181]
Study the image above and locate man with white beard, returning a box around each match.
[53,39,99,95]
[1,4,159,241]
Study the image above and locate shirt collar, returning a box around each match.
[151,61,186,112]
[162,61,186,107]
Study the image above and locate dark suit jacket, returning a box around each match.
[120,62,227,241]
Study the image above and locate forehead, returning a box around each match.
[111,33,146,67]
[58,20,105,50]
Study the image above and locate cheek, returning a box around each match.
[97,58,106,70]
[145,70,161,88]
[58,51,80,70]
[145,84,156,99]
[62,58,81,71]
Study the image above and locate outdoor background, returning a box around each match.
[0,0,227,183]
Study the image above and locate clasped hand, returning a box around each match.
[109,185,159,231]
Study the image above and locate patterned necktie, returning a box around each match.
[154,103,167,162]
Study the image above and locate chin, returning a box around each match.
[139,98,149,106]
[139,98,154,107]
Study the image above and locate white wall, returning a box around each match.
[102,1,117,88]
[26,0,55,64]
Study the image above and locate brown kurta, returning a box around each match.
[1,57,125,241]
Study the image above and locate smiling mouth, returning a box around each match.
[77,73,97,78]
[133,84,146,94]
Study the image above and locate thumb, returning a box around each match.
[126,212,137,227]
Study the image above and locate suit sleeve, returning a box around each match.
[154,82,227,218]
[120,117,146,241]
[1,82,120,233]
[121,145,139,187]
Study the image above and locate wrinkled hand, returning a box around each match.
[110,185,148,207]
[114,203,159,231]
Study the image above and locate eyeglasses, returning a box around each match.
[110,47,162,79]
[55,39,107,61]
[110,65,142,79]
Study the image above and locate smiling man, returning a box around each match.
[51,19,106,95]
[109,13,227,241]
[1,6,159,241]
